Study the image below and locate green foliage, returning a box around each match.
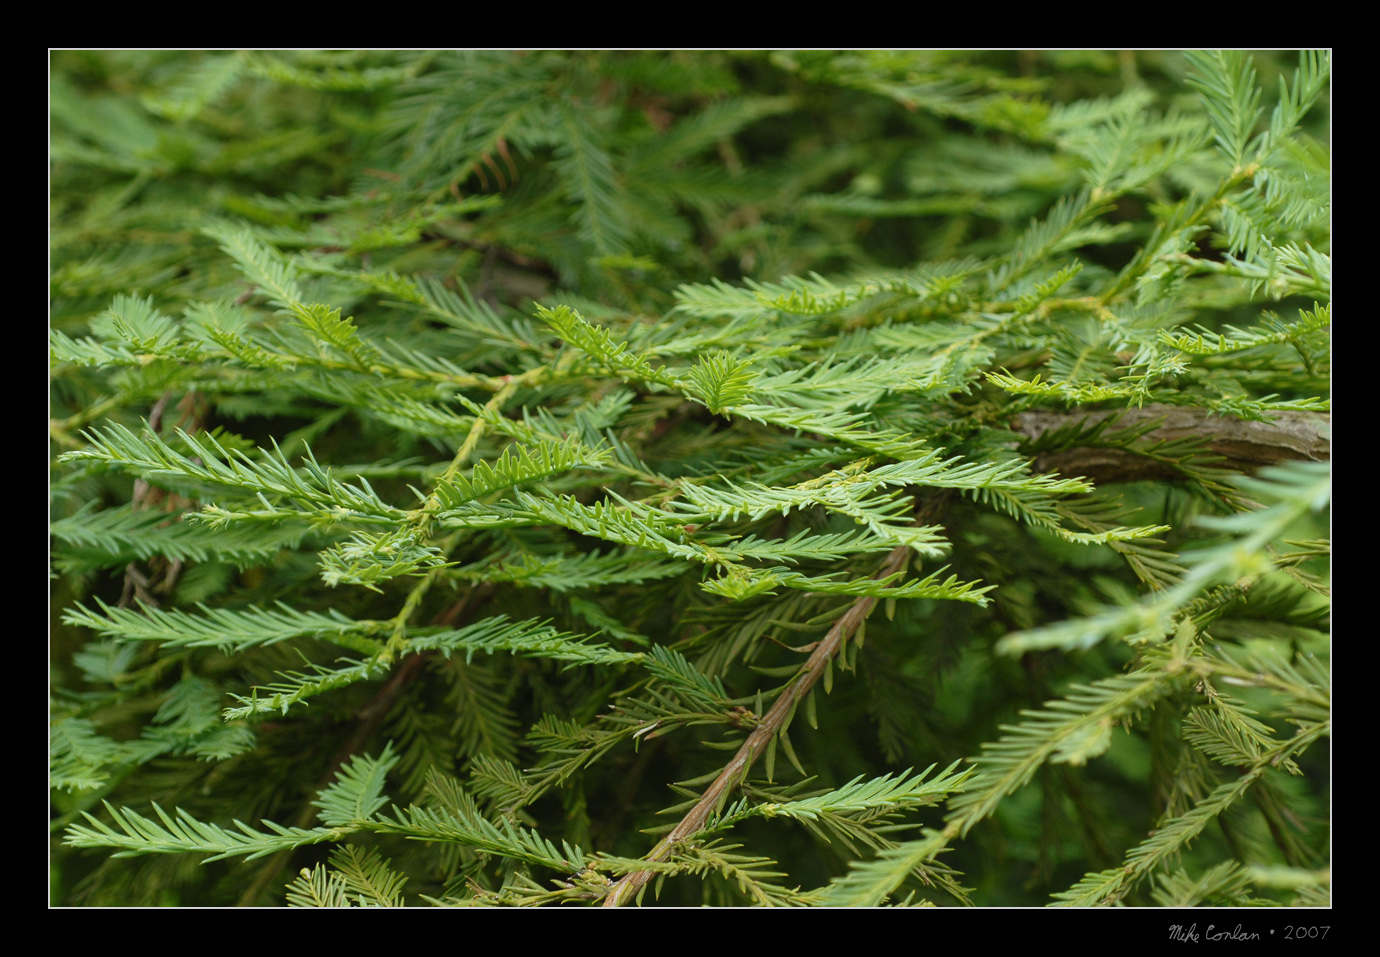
[52,50,1328,907]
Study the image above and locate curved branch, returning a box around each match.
[603,544,908,906]
[1011,406,1329,485]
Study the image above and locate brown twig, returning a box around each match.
[602,540,918,906]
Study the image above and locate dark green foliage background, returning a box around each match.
[51,51,1328,906]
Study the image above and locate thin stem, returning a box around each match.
[603,542,914,906]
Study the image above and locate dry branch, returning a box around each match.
[1011,405,1329,485]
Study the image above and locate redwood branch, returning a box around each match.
[1010,405,1329,485]
[601,528,927,906]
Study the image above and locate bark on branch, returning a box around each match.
[1010,405,1330,485]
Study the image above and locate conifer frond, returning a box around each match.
[91,292,182,349]
[285,862,352,907]
[535,304,676,385]
[286,845,413,906]
[144,676,257,761]
[202,222,305,312]
[373,802,586,873]
[686,350,758,413]
[50,716,158,792]
[659,840,800,906]
[625,95,795,174]
[986,187,1110,293]
[247,52,421,92]
[141,53,246,122]
[65,801,344,861]
[727,526,939,564]
[62,598,383,652]
[725,762,973,825]
[813,828,955,906]
[223,656,389,720]
[466,755,532,812]
[431,439,606,508]
[51,502,312,571]
[484,489,696,559]
[1262,51,1330,161]
[457,549,684,592]
[725,404,929,459]
[63,424,407,524]
[554,101,630,256]
[1184,51,1264,172]
[411,615,641,667]
[705,561,993,604]
[417,277,546,354]
[946,665,1178,834]
[642,646,729,711]
[1150,860,1255,908]
[312,744,399,826]
[325,846,409,906]
[672,277,791,321]
[1054,765,1267,906]
[440,662,522,766]
[1159,302,1329,355]
[50,328,142,368]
